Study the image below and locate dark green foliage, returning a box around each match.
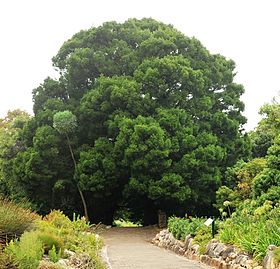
[1,18,248,223]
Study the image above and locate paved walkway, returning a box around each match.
[101,227,211,269]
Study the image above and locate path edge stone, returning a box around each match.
[152,229,280,269]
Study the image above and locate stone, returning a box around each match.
[58,259,68,266]
[221,246,235,259]
[228,252,238,261]
[178,240,185,248]
[185,250,192,259]
[174,245,180,254]
[191,244,200,254]
[185,237,193,250]
[179,247,185,255]
[214,243,227,258]
[234,254,250,266]
[206,242,219,257]
[263,245,279,269]
[64,249,75,257]
[253,266,264,269]
[170,236,176,245]
[211,257,221,267]
[192,254,199,261]
[200,255,207,262]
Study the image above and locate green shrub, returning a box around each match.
[40,211,105,269]
[217,205,280,261]
[43,210,72,229]
[0,198,38,243]
[168,216,205,240]
[71,213,91,232]
[193,225,212,254]
[48,245,61,263]
[5,231,44,269]
[37,232,63,254]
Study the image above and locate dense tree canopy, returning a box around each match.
[0,18,249,224]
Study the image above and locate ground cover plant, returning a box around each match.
[217,202,280,261]
[167,202,280,261]
[0,198,38,245]
[168,216,206,240]
[0,200,105,269]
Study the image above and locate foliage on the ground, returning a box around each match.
[0,198,39,244]
[168,216,206,240]
[5,230,44,269]
[192,225,212,254]
[1,207,105,269]
[217,202,280,261]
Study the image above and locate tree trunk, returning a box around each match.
[66,134,89,222]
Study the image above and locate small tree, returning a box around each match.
[53,111,89,221]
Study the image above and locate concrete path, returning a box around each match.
[101,227,212,269]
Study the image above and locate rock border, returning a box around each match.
[152,229,280,269]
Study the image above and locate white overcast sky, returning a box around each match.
[0,0,279,130]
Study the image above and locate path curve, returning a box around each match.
[101,227,212,269]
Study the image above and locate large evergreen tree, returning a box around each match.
[4,18,249,223]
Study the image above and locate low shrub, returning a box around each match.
[193,225,212,254]
[43,210,72,229]
[5,231,44,269]
[48,245,61,263]
[39,210,105,269]
[168,216,206,240]
[217,204,280,261]
[72,213,91,232]
[37,232,63,254]
[1,208,105,269]
[0,198,38,243]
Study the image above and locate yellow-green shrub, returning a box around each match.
[37,232,63,254]
[193,225,212,254]
[43,210,72,229]
[5,231,44,269]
